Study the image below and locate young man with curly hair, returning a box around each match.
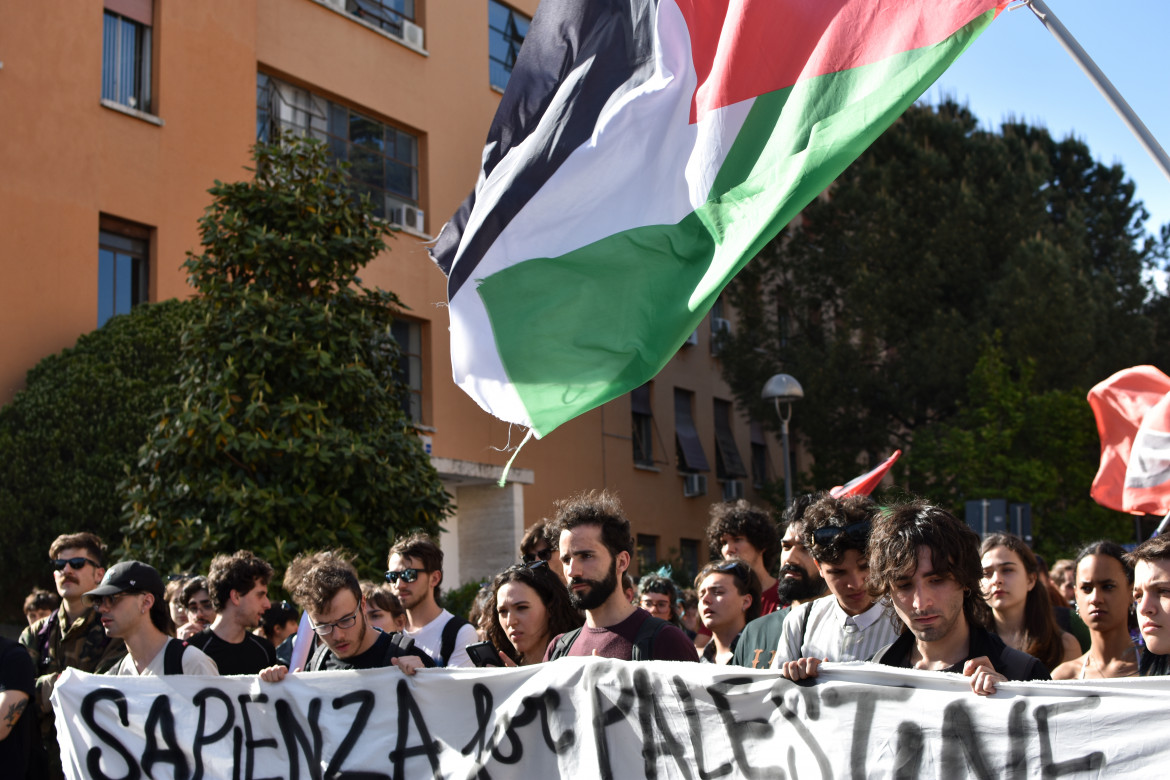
[187,550,277,675]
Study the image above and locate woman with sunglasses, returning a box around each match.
[1052,541,1141,679]
[486,562,583,665]
[696,559,761,664]
[980,533,1080,672]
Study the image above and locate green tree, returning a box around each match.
[720,101,1167,552]
[0,300,191,616]
[121,136,450,580]
[910,341,1130,560]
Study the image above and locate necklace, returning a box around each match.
[1085,644,1138,678]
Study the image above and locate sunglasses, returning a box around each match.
[812,521,871,547]
[52,557,100,572]
[521,548,554,564]
[716,560,750,578]
[91,591,139,610]
[385,567,428,584]
[525,559,548,571]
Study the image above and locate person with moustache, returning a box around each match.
[259,551,431,681]
[89,561,219,676]
[733,495,827,668]
[544,490,698,661]
[177,576,217,640]
[19,532,126,780]
[386,533,479,668]
[867,501,1049,695]
[695,500,781,651]
[187,551,277,675]
[1127,534,1170,676]
[770,495,900,677]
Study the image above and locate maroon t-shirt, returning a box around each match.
[697,579,781,637]
[544,608,699,662]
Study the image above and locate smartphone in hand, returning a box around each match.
[466,640,505,667]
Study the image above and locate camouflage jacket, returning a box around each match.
[19,603,126,719]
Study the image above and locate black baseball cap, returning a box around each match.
[85,561,165,602]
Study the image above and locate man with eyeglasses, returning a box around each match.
[386,533,478,667]
[187,551,277,675]
[19,532,126,779]
[772,495,899,677]
[259,551,431,681]
[177,576,217,640]
[88,561,219,676]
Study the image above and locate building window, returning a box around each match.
[678,538,700,582]
[674,388,709,472]
[750,421,771,489]
[102,4,153,112]
[257,74,422,228]
[488,0,530,90]
[631,383,654,467]
[347,0,416,37]
[391,318,423,423]
[636,534,659,577]
[713,399,747,481]
[98,219,150,327]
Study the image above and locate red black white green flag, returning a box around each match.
[432,0,1004,437]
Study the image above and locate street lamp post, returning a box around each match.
[762,374,804,508]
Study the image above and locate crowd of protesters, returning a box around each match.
[6,490,1170,777]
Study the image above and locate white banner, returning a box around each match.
[52,659,1167,779]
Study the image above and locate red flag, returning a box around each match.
[1124,392,1170,515]
[830,450,901,498]
[1087,366,1170,513]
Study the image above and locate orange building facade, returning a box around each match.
[0,0,787,587]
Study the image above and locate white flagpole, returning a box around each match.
[1023,0,1170,184]
[1153,510,1170,539]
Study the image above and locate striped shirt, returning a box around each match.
[770,597,899,669]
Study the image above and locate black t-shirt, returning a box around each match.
[1,636,37,779]
[188,628,277,675]
[316,630,435,671]
[871,624,1051,681]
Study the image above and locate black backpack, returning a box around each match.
[162,639,189,675]
[307,630,421,671]
[437,615,472,667]
[548,615,669,661]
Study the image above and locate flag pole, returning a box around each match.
[1153,510,1170,539]
[1023,0,1170,184]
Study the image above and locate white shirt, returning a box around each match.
[404,609,478,668]
[111,639,220,676]
[770,597,899,669]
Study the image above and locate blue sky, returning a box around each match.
[927,0,1170,241]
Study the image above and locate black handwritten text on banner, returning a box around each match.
[51,659,1165,778]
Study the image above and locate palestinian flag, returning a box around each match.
[432,0,1004,437]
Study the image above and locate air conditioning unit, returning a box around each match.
[683,473,707,498]
[710,316,732,355]
[722,479,745,501]
[684,330,699,346]
[385,196,425,234]
[400,20,425,50]
[323,0,345,9]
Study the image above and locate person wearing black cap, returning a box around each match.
[87,561,219,676]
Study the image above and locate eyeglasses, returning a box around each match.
[813,521,871,547]
[525,559,548,571]
[521,548,554,564]
[384,568,428,584]
[53,557,100,572]
[91,592,137,611]
[309,606,361,636]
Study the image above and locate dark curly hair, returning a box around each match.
[286,550,361,615]
[486,563,583,664]
[800,495,875,565]
[705,500,779,572]
[548,489,634,560]
[637,573,683,628]
[180,576,212,606]
[866,501,992,632]
[207,550,273,611]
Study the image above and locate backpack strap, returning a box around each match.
[36,611,59,666]
[548,628,584,661]
[630,615,669,661]
[163,639,188,675]
[797,601,814,656]
[308,639,332,672]
[381,631,420,665]
[438,615,472,667]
